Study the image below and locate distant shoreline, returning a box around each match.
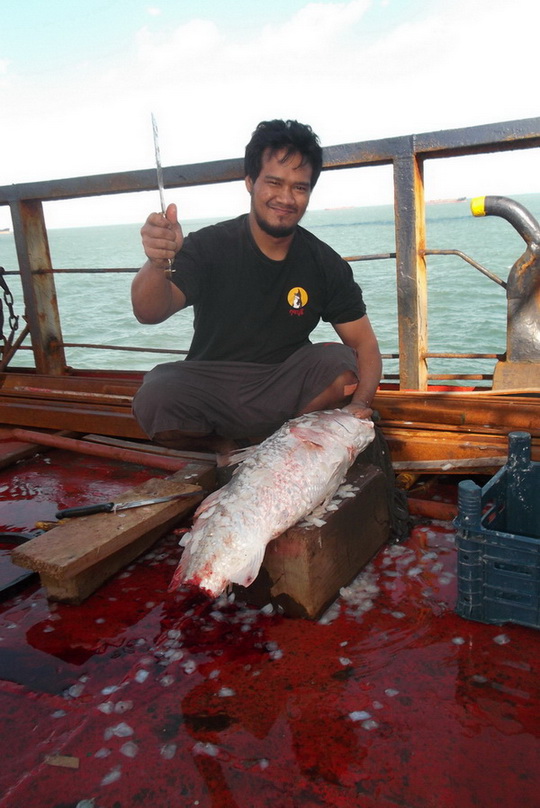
[427,197,467,205]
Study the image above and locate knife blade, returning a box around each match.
[56,490,206,519]
[151,112,173,277]
[151,112,167,216]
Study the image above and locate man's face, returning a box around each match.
[246,148,313,239]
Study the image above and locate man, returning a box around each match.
[131,119,382,454]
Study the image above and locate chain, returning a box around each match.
[0,266,20,344]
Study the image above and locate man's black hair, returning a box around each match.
[244,119,323,189]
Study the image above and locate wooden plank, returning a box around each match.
[374,389,540,435]
[235,463,391,619]
[392,456,507,473]
[11,469,215,603]
[0,396,146,439]
[382,427,540,466]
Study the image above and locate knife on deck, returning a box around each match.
[56,490,207,519]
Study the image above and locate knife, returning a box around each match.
[151,112,173,277]
[56,490,206,519]
[151,112,167,216]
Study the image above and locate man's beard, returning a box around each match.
[253,209,297,239]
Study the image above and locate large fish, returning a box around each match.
[170,409,375,597]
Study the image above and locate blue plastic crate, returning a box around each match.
[454,431,540,629]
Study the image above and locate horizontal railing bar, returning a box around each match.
[345,253,396,262]
[60,343,187,355]
[412,116,540,158]
[2,116,538,205]
[15,341,500,363]
[427,373,493,380]
[426,352,501,359]
[0,158,245,204]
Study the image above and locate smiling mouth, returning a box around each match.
[269,204,297,216]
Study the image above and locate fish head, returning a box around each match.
[315,409,375,454]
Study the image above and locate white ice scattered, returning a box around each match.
[349,710,371,722]
[493,633,511,645]
[101,766,122,785]
[66,683,85,698]
[101,685,121,695]
[120,741,139,758]
[115,701,133,713]
[164,649,184,662]
[104,722,134,740]
[193,742,220,757]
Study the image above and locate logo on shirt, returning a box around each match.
[287,287,308,316]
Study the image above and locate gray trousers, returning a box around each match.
[132,342,358,440]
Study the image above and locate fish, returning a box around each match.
[169,409,375,598]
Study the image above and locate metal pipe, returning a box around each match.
[423,249,507,288]
[9,428,191,471]
[471,195,540,248]
[472,196,540,374]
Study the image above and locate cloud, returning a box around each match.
[234,0,371,56]
[136,18,223,76]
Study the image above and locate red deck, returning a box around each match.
[0,444,539,807]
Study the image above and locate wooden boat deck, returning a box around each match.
[0,431,539,807]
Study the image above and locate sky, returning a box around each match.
[1,0,539,228]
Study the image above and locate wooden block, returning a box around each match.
[11,468,214,603]
[235,463,391,619]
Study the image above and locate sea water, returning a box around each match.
[1,193,539,380]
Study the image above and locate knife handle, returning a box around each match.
[55,502,115,519]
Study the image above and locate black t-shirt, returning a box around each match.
[171,214,366,363]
